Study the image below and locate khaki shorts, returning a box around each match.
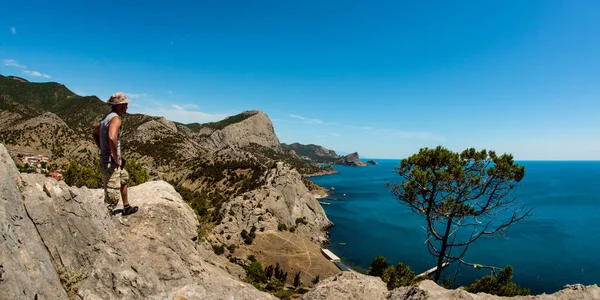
[100,162,129,209]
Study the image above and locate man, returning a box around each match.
[93,92,138,216]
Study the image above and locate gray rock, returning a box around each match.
[301,271,600,300]
[0,144,68,299]
[211,162,332,246]
[16,174,276,299]
[335,152,367,167]
[300,272,388,300]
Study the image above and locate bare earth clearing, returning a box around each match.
[236,230,340,287]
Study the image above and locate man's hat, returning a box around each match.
[107,92,131,105]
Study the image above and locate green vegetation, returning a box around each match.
[312,275,320,285]
[212,244,225,255]
[17,163,37,174]
[243,143,334,175]
[385,146,531,283]
[293,271,301,288]
[184,111,256,131]
[382,263,424,290]
[0,74,107,135]
[277,223,288,231]
[245,260,268,284]
[367,255,388,277]
[240,226,257,245]
[63,159,148,189]
[188,158,266,196]
[280,142,341,164]
[124,159,149,186]
[244,260,307,299]
[125,136,183,165]
[366,256,424,290]
[466,266,530,296]
[63,161,103,188]
[295,217,308,226]
[58,266,86,299]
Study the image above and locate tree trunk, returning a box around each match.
[433,216,454,282]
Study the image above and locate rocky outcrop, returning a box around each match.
[136,117,178,133]
[0,144,67,299]
[281,143,340,163]
[300,272,388,300]
[211,162,333,246]
[0,144,275,299]
[301,272,600,300]
[335,152,367,167]
[366,160,378,165]
[206,110,283,153]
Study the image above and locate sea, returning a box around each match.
[310,160,600,294]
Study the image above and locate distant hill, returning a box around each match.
[281,142,341,163]
[0,74,333,177]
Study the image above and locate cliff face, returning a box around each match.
[336,152,367,167]
[207,110,283,153]
[0,144,275,299]
[0,143,67,299]
[281,143,340,163]
[210,162,333,246]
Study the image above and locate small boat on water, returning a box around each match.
[319,201,331,206]
[339,242,347,246]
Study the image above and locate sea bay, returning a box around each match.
[311,160,600,294]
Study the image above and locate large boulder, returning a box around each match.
[0,143,275,299]
[300,272,388,300]
[17,175,275,299]
[0,145,68,299]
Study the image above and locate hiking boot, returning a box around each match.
[122,205,139,216]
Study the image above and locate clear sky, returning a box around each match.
[1,1,599,159]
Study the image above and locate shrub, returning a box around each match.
[58,266,86,298]
[245,261,267,284]
[293,271,301,288]
[295,217,308,226]
[278,223,287,231]
[212,244,225,255]
[367,256,388,277]
[227,244,237,254]
[63,161,102,188]
[241,229,254,245]
[124,159,149,186]
[466,266,530,296]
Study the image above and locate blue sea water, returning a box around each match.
[310,160,600,294]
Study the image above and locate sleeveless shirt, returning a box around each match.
[99,112,122,164]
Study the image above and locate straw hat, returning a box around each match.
[107,92,131,105]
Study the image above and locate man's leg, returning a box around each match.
[119,168,138,215]
[121,183,129,206]
[101,163,118,216]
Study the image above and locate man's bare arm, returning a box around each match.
[92,124,100,148]
[108,117,122,165]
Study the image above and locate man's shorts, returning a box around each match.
[100,162,129,210]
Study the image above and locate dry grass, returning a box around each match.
[236,230,340,287]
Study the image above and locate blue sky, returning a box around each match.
[1,1,599,159]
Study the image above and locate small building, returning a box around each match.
[48,171,63,181]
[321,249,341,262]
